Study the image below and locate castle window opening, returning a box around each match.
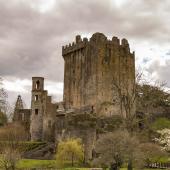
[91,106,94,113]
[48,120,52,128]
[22,113,25,121]
[108,48,111,57]
[60,120,64,128]
[35,95,39,101]
[81,48,84,56]
[35,109,39,115]
[35,81,40,90]
[113,99,116,104]
[92,106,94,110]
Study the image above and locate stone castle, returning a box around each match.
[13,32,135,160]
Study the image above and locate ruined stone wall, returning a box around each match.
[30,77,57,142]
[62,33,135,116]
[55,112,96,161]
[13,108,31,137]
[42,96,56,142]
[30,77,46,141]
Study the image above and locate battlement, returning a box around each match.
[62,33,133,56]
[62,35,88,56]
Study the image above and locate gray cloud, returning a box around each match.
[166,50,170,56]
[0,0,170,104]
[147,59,170,87]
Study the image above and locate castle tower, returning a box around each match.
[30,77,46,141]
[14,95,24,110]
[62,33,135,117]
[13,95,24,121]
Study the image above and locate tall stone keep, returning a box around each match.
[30,77,46,141]
[62,33,135,116]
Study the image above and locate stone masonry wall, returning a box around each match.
[30,77,45,141]
[30,77,56,142]
[62,33,135,117]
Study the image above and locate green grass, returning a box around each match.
[0,158,167,170]
[158,156,170,163]
[151,117,170,130]
[17,159,56,169]
[120,169,164,170]
[17,159,168,170]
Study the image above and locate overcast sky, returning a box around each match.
[0,0,170,108]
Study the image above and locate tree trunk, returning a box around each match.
[127,160,133,170]
[110,163,120,170]
[71,153,74,167]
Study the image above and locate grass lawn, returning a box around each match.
[17,159,56,169]
[16,159,166,170]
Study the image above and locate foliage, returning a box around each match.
[67,113,97,128]
[0,77,14,122]
[151,118,170,130]
[0,111,7,126]
[93,130,144,170]
[136,83,170,111]
[155,128,170,152]
[0,78,7,109]
[56,138,84,167]
[97,115,123,133]
[0,123,28,142]
[139,143,166,165]
[17,159,56,169]
[113,71,170,135]
[112,73,143,134]
[0,123,28,170]
[0,158,166,170]
[0,147,21,170]
[94,130,165,170]
[0,77,8,122]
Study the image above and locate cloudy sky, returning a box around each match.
[0,0,170,107]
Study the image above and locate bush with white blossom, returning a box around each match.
[155,128,170,152]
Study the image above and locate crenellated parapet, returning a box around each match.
[62,35,88,56]
[62,33,134,57]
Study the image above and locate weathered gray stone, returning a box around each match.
[13,32,136,161]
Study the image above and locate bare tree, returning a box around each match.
[0,148,21,170]
[0,110,7,127]
[136,81,170,114]
[0,123,28,170]
[112,71,170,133]
[93,130,144,170]
[94,129,165,170]
[0,77,8,123]
[139,142,166,167]
[0,77,7,107]
[112,72,142,133]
